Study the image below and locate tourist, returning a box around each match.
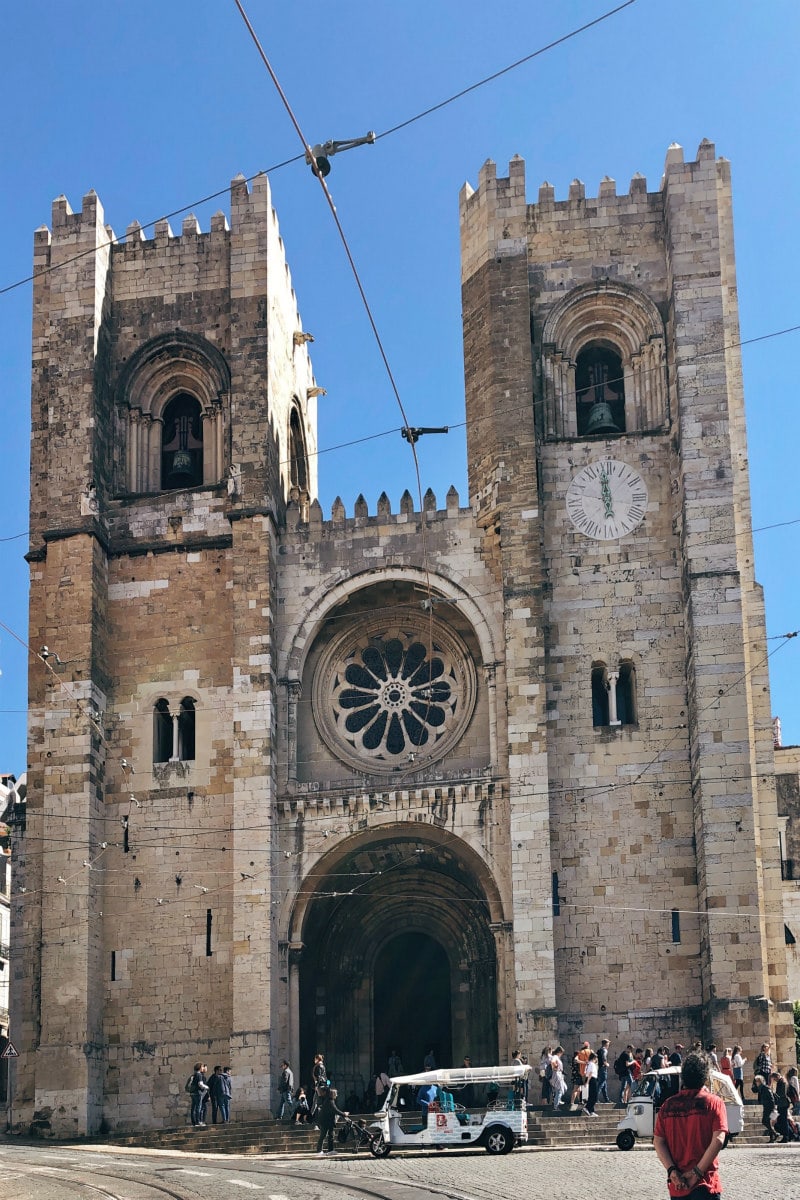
[731,1046,746,1099]
[315,1086,348,1156]
[278,1060,294,1121]
[582,1051,599,1117]
[653,1051,728,1198]
[188,1062,208,1128]
[597,1039,610,1103]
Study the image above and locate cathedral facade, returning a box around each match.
[13,141,793,1136]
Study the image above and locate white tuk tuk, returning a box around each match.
[368,1064,531,1156]
[615,1065,744,1150]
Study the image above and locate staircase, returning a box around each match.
[527,1101,774,1149]
[105,1103,773,1155]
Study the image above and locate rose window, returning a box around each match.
[314,619,476,773]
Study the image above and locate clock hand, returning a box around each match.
[599,467,614,519]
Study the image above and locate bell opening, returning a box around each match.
[576,345,625,436]
[160,393,204,489]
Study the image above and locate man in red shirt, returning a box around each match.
[654,1052,727,1199]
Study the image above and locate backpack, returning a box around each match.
[184,1074,194,1094]
[613,1053,628,1078]
[545,1061,553,1082]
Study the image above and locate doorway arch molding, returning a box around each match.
[287,822,506,1091]
[287,819,507,943]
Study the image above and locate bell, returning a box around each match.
[167,449,193,483]
[584,400,620,436]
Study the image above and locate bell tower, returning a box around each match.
[460,141,794,1060]
[16,174,319,1135]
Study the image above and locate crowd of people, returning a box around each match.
[186,1034,800,1162]
[536,1036,799,1131]
[186,1063,232,1127]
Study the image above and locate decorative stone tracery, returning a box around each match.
[313,616,477,774]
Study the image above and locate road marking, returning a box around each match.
[175,1168,214,1176]
[226,1182,264,1190]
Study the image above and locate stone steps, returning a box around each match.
[105,1103,775,1155]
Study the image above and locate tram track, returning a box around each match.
[0,1149,476,1200]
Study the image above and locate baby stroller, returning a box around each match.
[336,1114,390,1157]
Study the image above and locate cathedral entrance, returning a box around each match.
[294,826,500,1102]
[373,932,452,1074]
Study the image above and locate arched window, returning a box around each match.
[616,661,637,725]
[161,394,203,489]
[289,406,309,492]
[153,697,196,764]
[576,344,625,436]
[592,660,637,728]
[591,665,609,727]
[177,697,196,761]
[153,699,173,763]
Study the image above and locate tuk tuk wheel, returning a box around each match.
[369,1133,391,1158]
[484,1125,514,1155]
[616,1129,636,1151]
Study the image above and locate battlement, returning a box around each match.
[460,139,725,284]
[285,484,466,532]
[34,174,306,318]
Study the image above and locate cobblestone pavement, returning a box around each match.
[2,1139,796,1200]
[294,1141,798,1200]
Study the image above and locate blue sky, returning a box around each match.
[1,0,799,771]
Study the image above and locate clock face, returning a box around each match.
[566,459,648,540]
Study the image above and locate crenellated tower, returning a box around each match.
[460,139,793,1059]
[17,174,319,1135]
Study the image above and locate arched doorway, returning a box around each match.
[373,932,452,1074]
[294,828,500,1101]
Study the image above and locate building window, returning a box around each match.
[153,699,173,763]
[785,924,796,946]
[289,406,309,492]
[576,345,625,436]
[593,660,637,728]
[616,661,637,725]
[178,697,196,761]
[153,697,196,764]
[591,665,609,727]
[161,393,204,489]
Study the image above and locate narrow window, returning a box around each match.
[153,699,172,763]
[206,908,213,957]
[616,661,637,725]
[111,950,116,981]
[178,697,196,762]
[671,909,681,944]
[552,871,560,918]
[576,344,625,436]
[122,817,129,854]
[591,665,609,727]
[289,406,309,491]
[161,393,203,489]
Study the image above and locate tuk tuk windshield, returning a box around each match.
[384,1064,530,1113]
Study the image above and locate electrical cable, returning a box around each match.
[3,315,800,548]
[374,1,639,141]
[0,2,640,301]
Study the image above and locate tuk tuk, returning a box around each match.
[368,1063,531,1156]
[615,1065,744,1150]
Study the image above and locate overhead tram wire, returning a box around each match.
[231,0,443,744]
[375,0,639,141]
[3,316,800,547]
[0,1,640,301]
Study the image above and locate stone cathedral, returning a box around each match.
[14,140,794,1136]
